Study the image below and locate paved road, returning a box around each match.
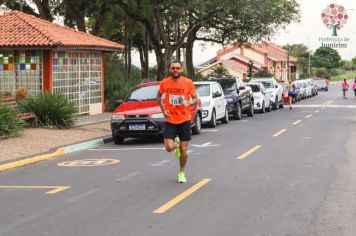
[1,84,356,236]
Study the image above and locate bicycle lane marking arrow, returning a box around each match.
[191,142,221,148]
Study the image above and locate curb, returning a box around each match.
[0,136,113,172]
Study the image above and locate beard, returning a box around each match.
[172,72,181,79]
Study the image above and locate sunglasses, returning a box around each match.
[171,66,181,70]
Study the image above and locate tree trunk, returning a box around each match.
[186,27,199,80]
[33,0,53,21]
[155,48,173,81]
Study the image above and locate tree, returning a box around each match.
[208,66,230,78]
[283,44,310,78]
[312,47,341,79]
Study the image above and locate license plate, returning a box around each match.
[128,124,145,130]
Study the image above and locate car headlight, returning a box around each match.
[201,101,211,107]
[112,114,125,121]
[151,113,165,119]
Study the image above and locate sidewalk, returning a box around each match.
[0,113,113,163]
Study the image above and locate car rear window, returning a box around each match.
[126,85,159,101]
[195,84,210,97]
[216,80,237,93]
[249,84,260,92]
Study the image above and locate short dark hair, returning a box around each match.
[170,60,182,66]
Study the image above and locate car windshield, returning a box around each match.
[195,84,210,97]
[126,85,159,101]
[248,84,260,92]
[259,81,273,88]
[216,80,236,93]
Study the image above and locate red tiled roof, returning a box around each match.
[231,55,266,68]
[253,41,297,62]
[222,60,248,73]
[0,11,124,51]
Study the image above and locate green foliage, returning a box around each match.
[0,103,24,139]
[19,93,76,129]
[314,68,328,78]
[331,71,355,81]
[208,66,230,78]
[254,70,274,78]
[104,54,141,111]
[312,47,341,79]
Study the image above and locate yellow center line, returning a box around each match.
[305,114,313,119]
[0,186,71,194]
[153,178,211,214]
[237,145,262,160]
[273,129,287,137]
[292,120,302,126]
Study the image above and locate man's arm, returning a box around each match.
[156,91,170,118]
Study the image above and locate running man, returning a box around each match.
[156,61,198,183]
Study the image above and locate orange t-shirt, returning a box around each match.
[159,76,196,124]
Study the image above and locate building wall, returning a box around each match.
[200,65,245,80]
[0,49,43,97]
[243,49,265,65]
[51,50,103,115]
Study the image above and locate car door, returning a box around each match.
[236,78,248,109]
[212,83,223,118]
[216,83,226,118]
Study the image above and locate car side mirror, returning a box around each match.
[213,92,222,98]
[275,85,278,88]
[239,86,245,90]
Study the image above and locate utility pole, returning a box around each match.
[287,44,290,81]
[308,37,311,78]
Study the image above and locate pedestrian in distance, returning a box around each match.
[353,78,356,98]
[341,79,349,99]
[287,79,296,110]
[156,61,199,183]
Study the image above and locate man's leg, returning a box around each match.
[163,122,178,153]
[179,141,189,173]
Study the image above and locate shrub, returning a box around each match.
[105,79,135,112]
[15,88,28,101]
[0,103,24,139]
[19,92,76,129]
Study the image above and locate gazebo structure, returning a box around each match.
[0,11,124,115]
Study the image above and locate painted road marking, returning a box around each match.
[151,160,171,167]
[67,189,98,202]
[315,110,320,113]
[191,142,220,148]
[273,129,287,137]
[292,120,302,126]
[201,129,218,132]
[57,159,120,167]
[0,186,70,194]
[153,178,211,214]
[0,148,64,172]
[237,145,262,160]
[116,172,140,181]
[306,114,313,119]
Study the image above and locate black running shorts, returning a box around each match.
[164,121,191,141]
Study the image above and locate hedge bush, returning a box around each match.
[19,92,76,129]
[0,103,24,139]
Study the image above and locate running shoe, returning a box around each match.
[177,172,187,183]
[174,136,181,159]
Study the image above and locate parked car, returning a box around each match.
[208,77,254,120]
[194,81,229,127]
[111,81,202,144]
[247,82,271,113]
[314,79,329,91]
[295,80,307,99]
[282,82,300,103]
[251,78,283,110]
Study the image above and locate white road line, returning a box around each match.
[315,110,320,113]
[90,148,165,151]
[306,114,313,119]
[292,120,302,125]
[201,129,218,132]
[67,189,98,202]
[151,160,171,167]
[116,171,140,181]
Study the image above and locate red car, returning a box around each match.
[111,81,202,144]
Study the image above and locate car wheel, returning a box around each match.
[266,102,272,112]
[233,102,242,120]
[260,102,265,113]
[247,100,254,117]
[113,135,124,144]
[192,112,202,135]
[273,97,278,110]
[208,110,217,128]
[221,108,229,124]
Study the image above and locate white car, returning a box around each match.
[295,80,307,99]
[251,78,283,110]
[247,82,271,113]
[194,81,229,128]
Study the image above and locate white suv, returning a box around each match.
[194,81,229,128]
[251,78,283,110]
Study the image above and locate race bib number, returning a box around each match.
[169,95,185,105]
